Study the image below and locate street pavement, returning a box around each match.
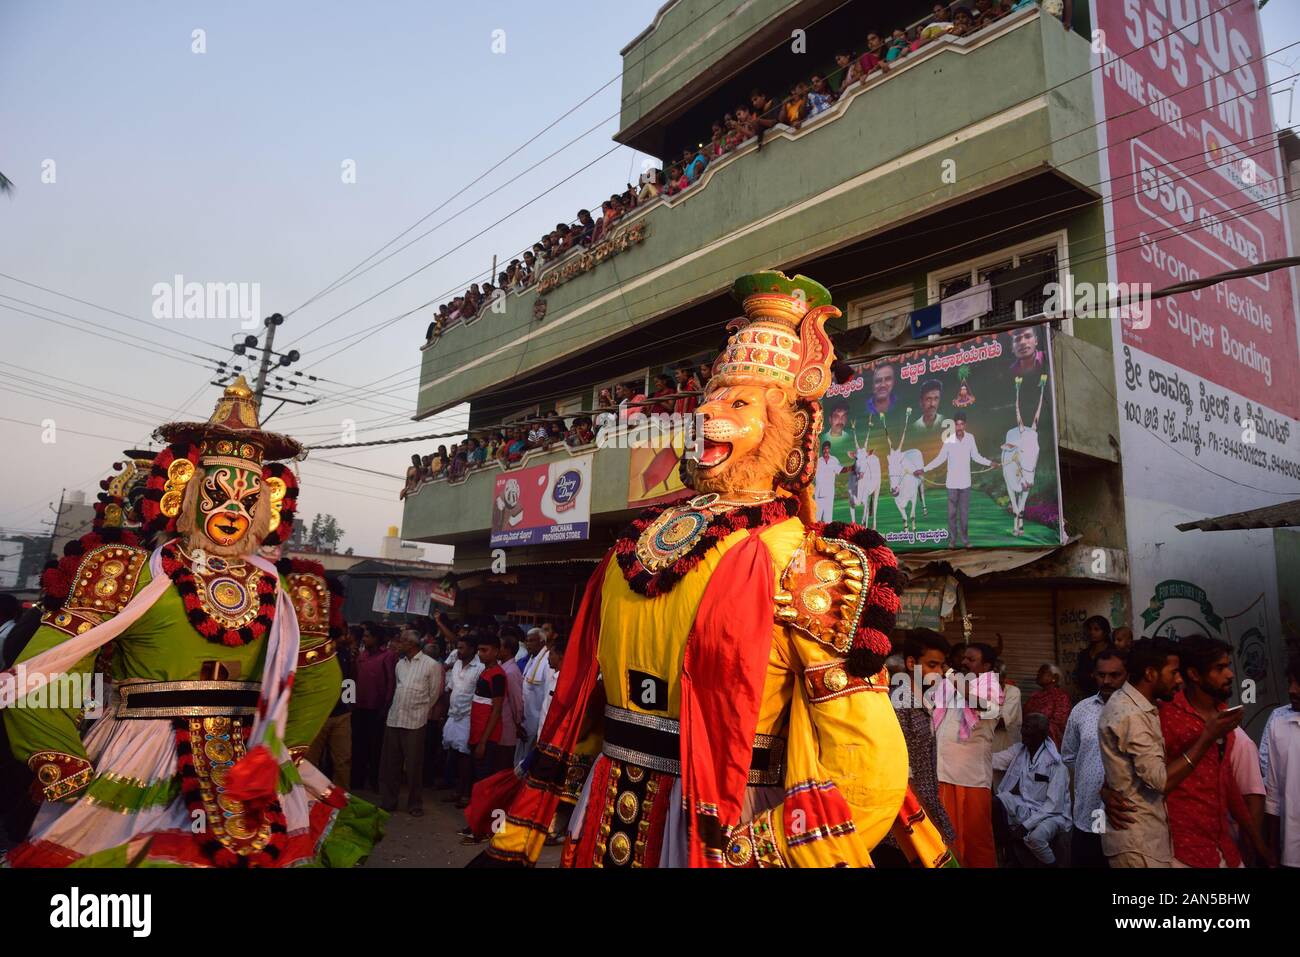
[356,784,563,868]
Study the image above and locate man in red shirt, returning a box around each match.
[672,362,700,417]
[1160,636,1275,867]
[1024,663,1071,748]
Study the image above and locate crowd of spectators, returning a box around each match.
[316,594,1300,869]
[425,179,653,343]
[658,1,1066,196]
[398,361,708,499]
[332,612,570,844]
[884,616,1299,870]
[400,410,603,498]
[423,3,1070,346]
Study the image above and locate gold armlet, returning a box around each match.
[28,751,93,802]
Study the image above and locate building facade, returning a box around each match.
[401,1,1298,718]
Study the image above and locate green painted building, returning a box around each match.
[402,2,1131,686]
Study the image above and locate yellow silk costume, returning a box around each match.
[482,272,924,868]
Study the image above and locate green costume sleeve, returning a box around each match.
[285,655,341,752]
[3,543,152,800]
[3,623,100,767]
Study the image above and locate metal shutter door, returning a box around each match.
[940,587,1056,687]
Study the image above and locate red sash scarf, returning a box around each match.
[680,530,775,867]
[483,554,611,862]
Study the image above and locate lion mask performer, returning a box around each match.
[1,376,383,867]
[479,272,951,868]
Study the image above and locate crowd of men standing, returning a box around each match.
[887,620,1300,868]
[314,614,563,841]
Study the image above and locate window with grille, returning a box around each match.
[931,235,1070,335]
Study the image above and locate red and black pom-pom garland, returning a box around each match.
[260,463,299,547]
[810,520,908,677]
[614,496,799,598]
[140,442,202,537]
[159,541,276,647]
[275,556,345,639]
[41,528,143,610]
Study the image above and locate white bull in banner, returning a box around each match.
[847,423,881,528]
[884,411,926,533]
[1001,374,1047,537]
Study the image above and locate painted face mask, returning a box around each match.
[197,462,261,547]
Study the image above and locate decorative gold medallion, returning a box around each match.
[823,667,849,693]
[190,556,264,630]
[204,738,233,763]
[161,458,196,519]
[616,791,639,824]
[725,833,754,867]
[167,457,196,485]
[635,507,714,573]
[608,831,632,866]
[623,764,645,784]
[93,578,120,598]
[264,475,287,533]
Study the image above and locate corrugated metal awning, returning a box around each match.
[1175,499,1300,532]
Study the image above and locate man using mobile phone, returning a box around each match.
[1158,637,1275,867]
[1102,636,1274,867]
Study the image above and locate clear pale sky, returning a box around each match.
[1,0,1297,557]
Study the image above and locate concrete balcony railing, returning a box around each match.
[416,6,1097,419]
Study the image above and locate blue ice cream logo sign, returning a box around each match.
[552,469,582,513]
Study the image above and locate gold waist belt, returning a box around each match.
[117,680,261,719]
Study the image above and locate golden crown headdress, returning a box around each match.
[710,271,841,400]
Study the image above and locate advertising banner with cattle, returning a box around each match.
[1091,0,1300,738]
[814,323,1064,550]
[489,454,593,547]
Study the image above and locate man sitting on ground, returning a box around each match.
[991,712,1072,865]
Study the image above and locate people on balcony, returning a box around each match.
[806,74,838,119]
[593,389,618,434]
[423,2,1069,347]
[673,363,701,416]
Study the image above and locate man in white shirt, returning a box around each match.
[917,411,991,548]
[936,642,1002,868]
[379,630,444,816]
[814,441,843,522]
[443,635,485,808]
[519,628,553,762]
[1264,655,1300,868]
[992,712,1072,865]
[1061,646,1127,866]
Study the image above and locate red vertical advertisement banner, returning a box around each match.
[1095,0,1299,425]
[1092,0,1300,738]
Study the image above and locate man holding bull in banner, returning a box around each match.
[915,412,992,549]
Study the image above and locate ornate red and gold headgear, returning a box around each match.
[693,271,842,494]
[708,271,841,399]
[154,375,302,464]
